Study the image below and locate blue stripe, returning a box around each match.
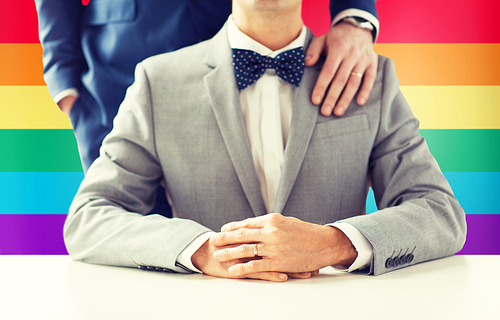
[0,172,497,214]
[0,172,83,214]
[444,172,499,214]
[366,188,377,214]
[365,172,499,215]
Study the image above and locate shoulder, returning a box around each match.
[376,55,402,91]
[366,55,400,104]
[377,55,397,80]
[140,40,212,81]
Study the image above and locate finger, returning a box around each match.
[304,35,326,67]
[244,271,288,282]
[321,58,357,116]
[287,269,320,279]
[287,272,312,279]
[213,244,260,262]
[221,216,268,232]
[356,63,377,105]
[311,51,343,108]
[222,212,284,232]
[210,228,261,246]
[228,259,272,276]
[333,67,365,116]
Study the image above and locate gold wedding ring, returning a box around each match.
[350,72,363,78]
[254,243,259,257]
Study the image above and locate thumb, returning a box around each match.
[305,34,326,66]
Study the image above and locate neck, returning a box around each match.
[232,2,303,51]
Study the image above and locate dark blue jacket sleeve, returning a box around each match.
[35,0,86,99]
[329,0,378,20]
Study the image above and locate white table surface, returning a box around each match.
[0,255,498,320]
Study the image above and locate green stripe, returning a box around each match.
[0,129,82,172]
[0,129,498,172]
[420,129,500,172]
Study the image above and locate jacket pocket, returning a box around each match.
[83,0,136,25]
[312,113,369,140]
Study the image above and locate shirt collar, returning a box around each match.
[227,15,307,58]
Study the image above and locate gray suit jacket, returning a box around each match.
[66,25,466,276]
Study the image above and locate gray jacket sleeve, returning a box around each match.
[339,57,467,275]
[64,63,211,272]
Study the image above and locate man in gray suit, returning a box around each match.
[66,0,466,281]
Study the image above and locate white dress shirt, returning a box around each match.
[177,17,373,273]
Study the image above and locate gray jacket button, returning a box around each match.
[385,258,393,268]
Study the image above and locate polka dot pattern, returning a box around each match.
[232,48,305,90]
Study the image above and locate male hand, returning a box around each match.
[57,95,77,117]
[306,21,378,117]
[191,238,288,282]
[209,213,357,277]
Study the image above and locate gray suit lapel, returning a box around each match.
[203,24,267,216]
[274,31,321,213]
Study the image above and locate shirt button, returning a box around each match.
[268,153,277,161]
[264,94,273,102]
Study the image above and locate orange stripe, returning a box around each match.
[0,44,45,86]
[1,43,499,86]
[374,43,500,85]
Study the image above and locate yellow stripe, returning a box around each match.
[401,86,500,129]
[1,85,499,130]
[0,86,72,129]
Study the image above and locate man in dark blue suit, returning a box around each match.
[35,0,379,216]
[36,0,379,171]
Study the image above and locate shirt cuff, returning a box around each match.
[176,231,215,273]
[331,9,380,42]
[329,222,373,272]
[53,88,79,105]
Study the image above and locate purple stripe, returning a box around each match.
[457,214,500,255]
[0,215,67,254]
[0,214,498,255]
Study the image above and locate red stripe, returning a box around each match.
[302,0,331,36]
[2,1,499,44]
[0,0,39,43]
[377,0,500,43]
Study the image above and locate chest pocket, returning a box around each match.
[312,113,369,140]
[83,0,136,25]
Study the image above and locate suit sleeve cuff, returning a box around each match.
[329,222,373,272]
[53,88,79,104]
[332,9,380,42]
[176,231,215,273]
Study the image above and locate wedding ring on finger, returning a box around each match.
[350,72,363,79]
[254,243,259,257]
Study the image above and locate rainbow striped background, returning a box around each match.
[0,0,498,255]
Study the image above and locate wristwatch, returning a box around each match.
[341,16,374,32]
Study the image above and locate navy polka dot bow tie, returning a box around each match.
[232,47,305,90]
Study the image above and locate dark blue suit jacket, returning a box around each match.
[36,0,377,170]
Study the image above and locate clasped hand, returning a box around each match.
[192,213,357,282]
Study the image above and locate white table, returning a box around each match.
[0,255,498,319]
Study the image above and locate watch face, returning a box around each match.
[344,17,374,31]
[353,17,369,23]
